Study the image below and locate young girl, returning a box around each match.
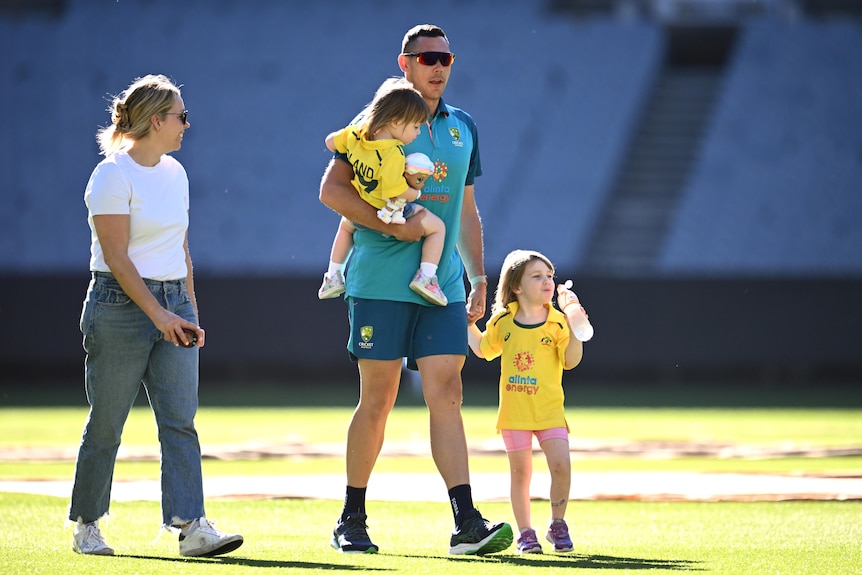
[467,249,587,554]
[318,78,447,306]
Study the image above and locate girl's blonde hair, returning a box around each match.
[364,77,430,138]
[96,74,181,156]
[492,249,556,316]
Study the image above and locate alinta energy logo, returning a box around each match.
[420,160,451,205]
[432,160,448,182]
[513,351,534,372]
[509,350,538,393]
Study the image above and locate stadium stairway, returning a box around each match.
[584,26,734,276]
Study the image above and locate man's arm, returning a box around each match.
[458,183,487,322]
[319,157,424,241]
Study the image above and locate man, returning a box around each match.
[318,24,513,556]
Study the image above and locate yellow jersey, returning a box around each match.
[330,124,409,209]
[479,301,571,432]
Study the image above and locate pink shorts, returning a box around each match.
[500,427,569,452]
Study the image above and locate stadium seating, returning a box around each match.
[0,0,657,274]
[2,1,860,277]
[660,18,862,275]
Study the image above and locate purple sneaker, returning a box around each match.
[516,528,543,554]
[546,520,573,552]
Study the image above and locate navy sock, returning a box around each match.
[341,486,367,521]
[448,484,474,528]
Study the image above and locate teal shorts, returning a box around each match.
[347,297,468,369]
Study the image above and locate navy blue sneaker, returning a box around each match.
[449,509,513,555]
[331,513,378,554]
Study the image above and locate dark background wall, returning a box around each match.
[2,274,859,385]
[1,0,861,387]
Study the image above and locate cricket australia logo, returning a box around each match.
[449,127,464,148]
[359,325,374,349]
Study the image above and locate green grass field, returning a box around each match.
[2,401,861,479]
[2,495,860,574]
[1,380,861,574]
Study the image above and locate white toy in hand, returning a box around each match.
[557,280,593,342]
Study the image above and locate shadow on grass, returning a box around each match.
[119,554,392,570]
[444,552,705,571]
[117,551,702,571]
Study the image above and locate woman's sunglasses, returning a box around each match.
[165,110,189,124]
[403,51,455,67]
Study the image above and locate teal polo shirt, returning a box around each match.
[343,97,482,304]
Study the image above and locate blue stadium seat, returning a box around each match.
[3,1,858,277]
[661,19,862,276]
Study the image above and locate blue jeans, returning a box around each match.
[69,272,205,526]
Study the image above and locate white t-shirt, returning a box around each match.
[85,151,190,281]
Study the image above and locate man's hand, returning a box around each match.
[389,211,425,243]
[466,282,487,324]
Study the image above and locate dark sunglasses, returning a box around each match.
[165,110,188,124]
[403,51,455,66]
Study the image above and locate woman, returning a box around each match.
[69,74,243,558]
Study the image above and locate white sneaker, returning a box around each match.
[409,270,448,306]
[72,521,114,555]
[389,209,406,224]
[178,517,243,557]
[377,203,405,224]
[377,206,394,223]
[318,270,345,299]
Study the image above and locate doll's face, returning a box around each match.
[405,171,429,190]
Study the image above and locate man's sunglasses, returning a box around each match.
[403,51,455,66]
[165,110,188,124]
